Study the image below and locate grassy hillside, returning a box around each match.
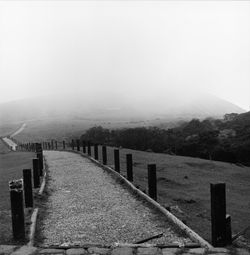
[0,139,35,244]
[87,145,250,243]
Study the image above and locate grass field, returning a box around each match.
[0,139,35,244]
[81,145,250,244]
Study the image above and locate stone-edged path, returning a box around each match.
[39,151,190,246]
[0,245,249,255]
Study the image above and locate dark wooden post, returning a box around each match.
[33,158,40,188]
[148,164,157,201]
[82,141,86,153]
[9,180,25,240]
[226,214,232,245]
[87,141,91,156]
[114,149,120,173]
[71,139,75,150]
[94,144,98,160]
[76,139,80,151]
[37,153,43,176]
[102,145,107,165]
[55,141,58,150]
[210,183,227,247]
[126,154,133,182]
[63,141,65,149]
[23,169,33,208]
[51,140,54,150]
[48,142,51,150]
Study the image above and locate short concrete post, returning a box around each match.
[102,145,107,165]
[114,149,120,173]
[23,169,33,208]
[210,183,227,247]
[148,164,157,201]
[94,144,98,160]
[9,180,25,240]
[33,158,40,188]
[126,154,133,182]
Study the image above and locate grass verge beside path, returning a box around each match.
[90,145,250,244]
[0,139,35,244]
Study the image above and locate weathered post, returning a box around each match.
[82,141,86,153]
[76,139,80,151]
[48,142,51,150]
[37,153,43,176]
[33,158,40,188]
[51,140,54,150]
[148,164,157,201]
[126,154,133,182]
[55,141,58,150]
[87,141,91,156]
[114,149,120,173]
[71,139,75,150]
[226,214,232,245]
[210,183,227,247]
[62,140,65,149]
[94,144,98,160]
[23,169,33,208]
[102,145,107,165]
[9,179,25,240]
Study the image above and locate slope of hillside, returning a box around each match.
[0,94,245,125]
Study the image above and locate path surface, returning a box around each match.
[2,137,17,151]
[40,151,191,246]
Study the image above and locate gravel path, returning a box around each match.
[40,151,191,246]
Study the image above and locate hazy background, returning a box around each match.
[0,0,249,112]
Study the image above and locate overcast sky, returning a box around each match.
[0,1,249,110]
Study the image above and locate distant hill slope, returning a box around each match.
[0,93,245,125]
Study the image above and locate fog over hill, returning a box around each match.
[0,93,245,126]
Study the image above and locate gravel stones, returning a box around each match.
[40,151,190,246]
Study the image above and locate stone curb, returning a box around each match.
[1,245,249,255]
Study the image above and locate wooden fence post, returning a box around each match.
[37,153,43,176]
[114,149,120,173]
[102,145,107,165]
[76,139,80,151]
[210,183,227,247]
[71,139,75,150]
[87,141,91,156]
[51,140,54,150]
[55,141,58,150]
[63,141,65,150]
[23,169,33,208]
[9,179,25,240]
[126,154,133,182]
[82,141,86,153]
[148,164,157,201]
[33,158,40,188]
[94,144,98,160]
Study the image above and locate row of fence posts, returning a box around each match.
[68,139,232,246]
[17,139,232,247]
[9,143,44,240]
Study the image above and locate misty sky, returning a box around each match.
[0,1,249,110]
